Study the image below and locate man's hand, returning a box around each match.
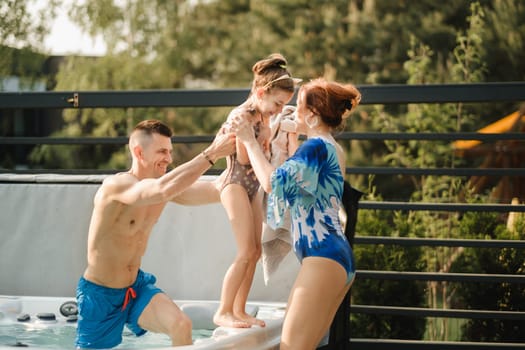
[204,131,236,162]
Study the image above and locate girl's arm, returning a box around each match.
[235,136,250,164]
[228,107,252,164]
[236,120,275,193]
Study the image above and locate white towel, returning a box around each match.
[261,191,292,285]
[261,106,296,285]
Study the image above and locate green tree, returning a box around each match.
[0,0,58,86]
[349,3,518,341]
[451,211,525,342]
[482,0,525,81]
[351,181,427,339]
[29,1,232,170]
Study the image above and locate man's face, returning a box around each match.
[141,133,173,177]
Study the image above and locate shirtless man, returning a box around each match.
[75,119,236,349]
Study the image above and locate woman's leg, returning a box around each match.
[280,257,351,350]
[214,184,257,328]
[233,191,265,326]
[315,275,354,343]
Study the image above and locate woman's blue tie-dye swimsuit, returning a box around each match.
[267,137,356,283]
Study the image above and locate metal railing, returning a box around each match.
[1,82,525,349]
[1,82,524,109]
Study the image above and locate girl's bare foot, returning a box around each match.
[213,312,251,328]
[235,312,266,327]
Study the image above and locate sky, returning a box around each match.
[31,0,107,56]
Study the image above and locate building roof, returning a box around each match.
[453,111,523,150]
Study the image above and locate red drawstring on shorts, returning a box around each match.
[121,287,136,311]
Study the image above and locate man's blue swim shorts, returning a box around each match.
[75,270,163,349]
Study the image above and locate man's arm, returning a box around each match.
[171,180,220,205]
[111,132,235,207]
[172,169,227,205]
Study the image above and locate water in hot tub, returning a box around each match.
[0,322,213,348]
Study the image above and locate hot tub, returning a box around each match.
[0,295,285,349]
[0,175,299,349]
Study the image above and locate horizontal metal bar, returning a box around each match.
[349,338,525,350]
[0,89,250,109]
[337,132,525,141]
[0,169,223,184]
[2,168,524,180]
[5,164,523,177]
[0,168,222,178]
[360,201,525,212]
[351,305,525,320]
[358,82,525,104]
[1,82,524,109]
[353,236,525,249]
[356,270,525,283]
[1,133,522,144]
[0,137,128,145]
[0,135,214,145]
[0,170,117,177]
[346,167,525,176]
[0,174,522,213]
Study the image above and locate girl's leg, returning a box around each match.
[233,191,265,326]
[214,184,257,328]
[280,257,351,350]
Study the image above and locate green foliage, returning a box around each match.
[450,212,525,342]
[450,2,487,83]
[351,180,427,339]
[0,0,57,80]
[482,0,525,80]
[0,46,48,91]
[349,3,523,342]
[28,42,231,169]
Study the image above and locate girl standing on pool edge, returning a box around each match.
[214,53,301,328]
[235,78,360,348]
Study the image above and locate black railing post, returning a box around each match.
[318,182,363,349]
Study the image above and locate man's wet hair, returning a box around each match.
[133,119,173,138]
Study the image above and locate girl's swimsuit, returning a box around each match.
[222,158,260,200]
[221,106,266,201]
[267,137,356,283]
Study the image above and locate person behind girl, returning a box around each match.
[213,53,301,328]
[234,78,361,348]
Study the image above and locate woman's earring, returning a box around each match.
[306,115,319,129]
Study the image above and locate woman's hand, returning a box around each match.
[233,116,257,145]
